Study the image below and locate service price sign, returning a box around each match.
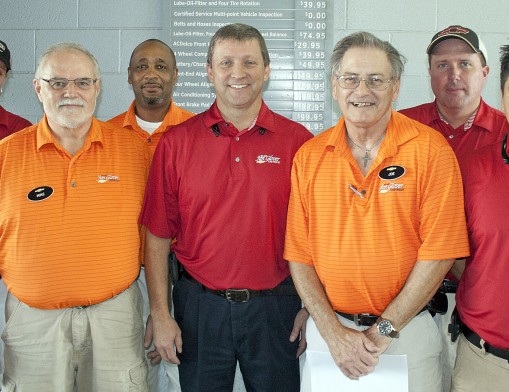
[166,0,333,134]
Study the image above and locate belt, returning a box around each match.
[183,270,298,303]
[462,323,509,361]
[336,307,430,327]
[335,312,379,326]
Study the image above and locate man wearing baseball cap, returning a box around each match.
[0,39,31,140]
[400,25,508,392]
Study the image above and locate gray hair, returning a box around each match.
[35,42,101,79]
[330,32,406,79]
[207,23,270,67]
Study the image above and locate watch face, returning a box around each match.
[378,320,393,335]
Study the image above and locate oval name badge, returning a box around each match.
[27,186,54,202]
[379,166,405,180]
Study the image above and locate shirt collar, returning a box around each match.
[36,114,103,151]
[436,101,479,131]
[203,100,277,134]
[326,110,419,158]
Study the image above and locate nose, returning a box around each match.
[62,81,79,96]
[231,62,246,79]
[355,79,371,94]
[448,65,461,80]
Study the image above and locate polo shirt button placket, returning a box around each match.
[235,157,240,163]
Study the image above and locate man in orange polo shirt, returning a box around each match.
[284,32,469,391]
[0,42,149,391]
[108,38,194,392]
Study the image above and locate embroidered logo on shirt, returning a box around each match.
[379,166,406,180]
[379,183,405,193]
[27,186,54,202]
[255,155,281,164]
[97,175,120,183]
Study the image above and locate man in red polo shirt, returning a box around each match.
[450,44,509,391]
[139,23,312,392]
[400,25,508,391]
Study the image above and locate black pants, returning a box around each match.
[174,276,301,392]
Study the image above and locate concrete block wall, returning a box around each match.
[1,0,509,126]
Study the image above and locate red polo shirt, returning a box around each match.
[400,99,507,165]
[457,142,509,349]
[139,101,312,290]
[0,105,31,140]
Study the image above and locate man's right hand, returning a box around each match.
[150,313,183,364]
[328,325,380,380]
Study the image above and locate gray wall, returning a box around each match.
[1,0,509,127]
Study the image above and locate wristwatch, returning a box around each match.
[376,317,399,338]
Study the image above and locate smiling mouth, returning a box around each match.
[230,84,248,89]
[352,102,374,107]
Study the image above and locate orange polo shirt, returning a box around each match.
[284,111,469,314]
[0,116,149,309]
[107,100,194,157]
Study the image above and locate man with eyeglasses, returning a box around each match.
[446,45,509,392]
[400,25,507,392]
[284,31,469,391]
[0,42,149,390]
[108,38,194,392]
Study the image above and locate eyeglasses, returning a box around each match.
[40,78,98,90]
[502,134,509,164]
[335,75,393,91]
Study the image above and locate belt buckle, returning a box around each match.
[225,289,250,303]
[353,314,362,326]
[353,313,374,327]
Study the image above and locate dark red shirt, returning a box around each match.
[400,99,507,165]
[0,105,31,140]
[139,101,313,290]
[457,142,509,349]
[401,99,508,281]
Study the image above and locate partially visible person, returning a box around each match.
[108,38,194,392]
[0,38,32,386]
[140,23,312,392]
[400,25,507,391]
[285,31,469,392]
[0,42,149,391]
[449,44,509,392]
[0,39,31,140]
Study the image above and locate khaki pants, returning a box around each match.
[302,310,442,392]
[451,334,509,392]
[1,283,147,392]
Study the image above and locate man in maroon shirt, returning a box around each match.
[0,39,31,140]
[400,25,508,391]
[450,44,509,392]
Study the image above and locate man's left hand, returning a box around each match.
[289,307,309,357]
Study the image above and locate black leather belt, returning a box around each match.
[462,323,509,361]
[183,270,298,303]
[336,307,429,327]
[335,312,379,326]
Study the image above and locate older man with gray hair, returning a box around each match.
[0,42,149,391]
[284,31,469,391]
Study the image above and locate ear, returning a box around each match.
[127,67,133,85]
[94,79,102,98]
[206,63,213,83]
[482,65,490,80]
[331,75,339,101]
[33,79,43,103]
[391,79,401,102]
[263,64,270,82]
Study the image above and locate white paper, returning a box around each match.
[302,316,408,391]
